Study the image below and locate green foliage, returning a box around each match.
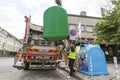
[95,0,120,45]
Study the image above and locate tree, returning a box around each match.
[95,0,120,45]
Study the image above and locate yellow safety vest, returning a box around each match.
[68,50,77,59]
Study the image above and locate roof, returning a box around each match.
[84,44,101,52]
[0,26,22,44]
[68,14,102,19]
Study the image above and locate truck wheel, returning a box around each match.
[24,63,29,70]
[55,63,58,69]
[53,67,57,70]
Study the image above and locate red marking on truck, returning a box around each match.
[22,53,60,57]
[27,48,39,52]
[48,49,59,53]
[14,49,21,65]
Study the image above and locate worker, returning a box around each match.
[68,43,77,76]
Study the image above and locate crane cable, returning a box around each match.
[84,0,90,10]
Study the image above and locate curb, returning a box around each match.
[58,66,83,80]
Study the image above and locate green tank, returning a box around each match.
[42,6,69,40]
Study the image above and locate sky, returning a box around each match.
[0,0,109,39]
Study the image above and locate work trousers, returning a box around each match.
[68,58,75,76]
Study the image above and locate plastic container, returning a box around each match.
[78,44,109,76]
[42,6,69,40]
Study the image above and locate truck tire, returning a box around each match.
[54,63,58,69]
[24,63,30,70]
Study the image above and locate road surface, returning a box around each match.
[0,57,77,80]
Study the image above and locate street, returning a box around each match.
[0,57,77,80]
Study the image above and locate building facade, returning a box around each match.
[68,11,101,43]
[0,27,23,56]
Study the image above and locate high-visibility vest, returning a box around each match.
[68,50,77,59]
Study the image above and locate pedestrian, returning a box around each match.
[68,44,77,77]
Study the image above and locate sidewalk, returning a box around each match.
[59,62,120,80]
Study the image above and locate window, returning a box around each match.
[81,38,85,41]
[69,24,76,28]
[87,38,94,41]
[81,25,85,32]
[0,35,2,41]
[2,37,5,43]
[87,38,94,43]
[86,25,93,32]
[69,24,76,30]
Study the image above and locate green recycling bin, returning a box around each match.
[42,6,69,40]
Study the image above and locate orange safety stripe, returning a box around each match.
[14,49,21,65]
[48,50,53,52]
[27,48,39,52]
[48,49,59,53]
[54,49,59,52]
[33,49,39,52]
[27,48,33,52]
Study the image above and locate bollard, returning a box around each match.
[113,57,120,80]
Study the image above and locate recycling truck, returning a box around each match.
[13,16,64,70]
[13,5,69,70]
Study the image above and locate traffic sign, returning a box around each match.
[70,29,76,36]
